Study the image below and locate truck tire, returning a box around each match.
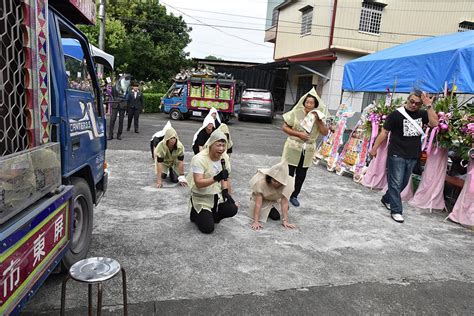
[222,113,230,123]
[62,177,93,269]
[170,109,182,120]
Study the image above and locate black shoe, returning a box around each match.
[381,198,391,211]
[107,135,113,140]
[127,128,130,131]
[117,135,122,140]
[135,130,139,133]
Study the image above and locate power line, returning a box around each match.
[191,39,273,52]
[192,48,272,61]
[115,16,433,46]
[173,3,473,15]
[167,5,468,38]
[161,1,274,49]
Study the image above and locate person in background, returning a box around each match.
[369,90,438,223]
[192,114,216,154]
[248,160,296,230]
[150,121,171,160]
[186,130,238,234]
[209,107,221,129]
[154,126,187,188]
[127,82,144,133]
[108,76,129,140]
[216,123,233,155]
[281,88,329,207]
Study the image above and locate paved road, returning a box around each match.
[23,113,473,315]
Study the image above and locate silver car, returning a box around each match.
[238,89,274,123]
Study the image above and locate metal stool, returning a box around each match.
[60,257,128,316]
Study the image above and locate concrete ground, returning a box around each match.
[23,113,473,315]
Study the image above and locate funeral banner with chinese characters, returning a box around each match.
[0,188,73,315]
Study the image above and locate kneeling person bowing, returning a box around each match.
[248,160,296,230]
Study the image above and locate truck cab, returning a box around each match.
[0,1,107,313]
[162,82,189,120]
[161,75,243,123]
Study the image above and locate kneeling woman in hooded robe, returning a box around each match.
[248,160,296,230]
[154,126,186,188]
[187,130,238,234]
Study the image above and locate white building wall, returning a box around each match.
[275,0,333,59]
[334,0,474,53]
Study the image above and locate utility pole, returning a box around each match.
[98,0,106,78]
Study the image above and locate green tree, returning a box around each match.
[79,0,192,81]
[107,0,192,81]
[78,17,129,73]
[204,55,223,61]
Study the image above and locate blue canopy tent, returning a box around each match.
[342,31,474,93]
[62,38,115,69]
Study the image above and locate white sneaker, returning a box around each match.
[391,213,404,223]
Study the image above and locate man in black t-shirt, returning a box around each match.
[369,90,438,223]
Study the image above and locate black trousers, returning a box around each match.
[269,207,280,220]
[127,107,140,131]
[109,107,125,137]
[190,195,238,234]
[161,167,178,183]
[288,152,308,199]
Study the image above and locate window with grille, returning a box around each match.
[271,9,279,27]
[300,6,313,36]
[358,2,385,35]
[458,21,474,32]
[1,0,28,156]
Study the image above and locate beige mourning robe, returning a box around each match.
[282,87,327,168]
[248,160,295,223]
[186,130,231,213]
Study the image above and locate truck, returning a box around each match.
[0,1,108,314]
[161,73,243,123]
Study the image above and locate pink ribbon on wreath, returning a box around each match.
[369,113,379,150]
[421,127,430,151]
[425,127,439,154]
[467,123,474,136]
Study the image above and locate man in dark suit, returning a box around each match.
[108,78,129,140]
[127,82,144,133]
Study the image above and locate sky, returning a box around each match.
[160,0,275,63]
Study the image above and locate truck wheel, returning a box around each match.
[62,177,93,269]
[170,109,182,120]
[222,113,230,123]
